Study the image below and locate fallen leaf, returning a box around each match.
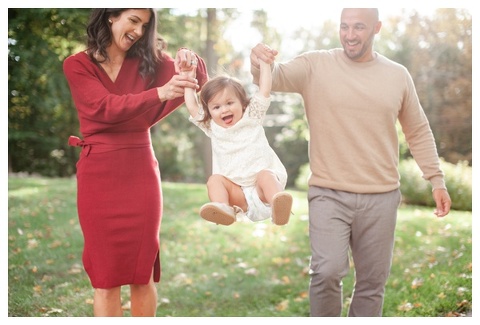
[398,302,413,311]
[68,263,83,274]
[457,299,468,306]
[294,291,308,302]
[48,240,62,248]
[159,297,170,304]
[45,308,63,315]
[275,299,289,311]
[281,276,290,284]
[445,311,462,317]
[27,239,38,249]
[456,287,468,296]
[411,278,424,289]
[122,301,131,310]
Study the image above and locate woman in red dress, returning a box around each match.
[64,9,208,316]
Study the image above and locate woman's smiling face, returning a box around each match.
[110,9,151,53]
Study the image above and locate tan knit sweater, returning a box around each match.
[252,48,445,194]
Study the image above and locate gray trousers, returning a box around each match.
[308,186,401,316]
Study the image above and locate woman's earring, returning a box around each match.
[108,19,113,24]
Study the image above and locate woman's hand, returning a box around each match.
[157,74,198,102]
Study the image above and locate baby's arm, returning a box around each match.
[258,59,272,98]
[181,68,201,119]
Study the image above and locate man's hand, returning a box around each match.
[250,43,278,69]
[432,188,452,217]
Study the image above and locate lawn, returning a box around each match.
[7,176,472,317]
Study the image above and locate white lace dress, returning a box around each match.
[190,93,287,188]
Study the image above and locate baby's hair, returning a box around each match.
[199,75,251,124]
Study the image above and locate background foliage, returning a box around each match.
[8,9,472,188]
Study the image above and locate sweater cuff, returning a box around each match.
[429,175,447,191]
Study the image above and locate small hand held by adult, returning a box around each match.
[432,188,452,217]
[156,74,198,102]
[156,47,199,102]
[250,43,278,69]
[175,48,198,73]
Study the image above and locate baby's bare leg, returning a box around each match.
[255,169,283,204]
[206,174,247,211]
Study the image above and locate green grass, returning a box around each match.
[7,176,472,317]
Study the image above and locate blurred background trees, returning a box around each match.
[8,8,472,189]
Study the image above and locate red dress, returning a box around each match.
[64,51,207,289]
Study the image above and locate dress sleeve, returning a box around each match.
[63,54,161,125]
[188,108,211,137]
[247,93,271,122]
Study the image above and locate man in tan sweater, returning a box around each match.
[251,8,451,316]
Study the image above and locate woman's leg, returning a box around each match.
[130,272,157,317]
[93,286,123,316]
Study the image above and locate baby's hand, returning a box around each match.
[175,48,198,75]
[180,66,197,79]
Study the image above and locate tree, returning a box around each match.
[8,9,90,176]
[151,9,241,182]
[379,9,472,164]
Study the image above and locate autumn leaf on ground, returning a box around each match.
[159,297,170,305]
[44,308,63,316]
[122,301,131,310]
[245,268,258,276]
[398,301,413,311]
[27,239,38,249]
[281,275,290,284]
[411,278,424,289]
[294,291,308,302]
[275,299,289,311]
[68,263,83,274]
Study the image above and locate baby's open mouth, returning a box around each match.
[222,114,234,124]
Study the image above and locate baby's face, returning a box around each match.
[207,88,244,128]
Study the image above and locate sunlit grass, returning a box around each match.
[8,176,471,317]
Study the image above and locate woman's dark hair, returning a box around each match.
[199,76,251,124]
[86,8,166,79]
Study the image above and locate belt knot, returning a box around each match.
[68,135,92,156]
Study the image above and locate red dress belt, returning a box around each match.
[68,132,151,156]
